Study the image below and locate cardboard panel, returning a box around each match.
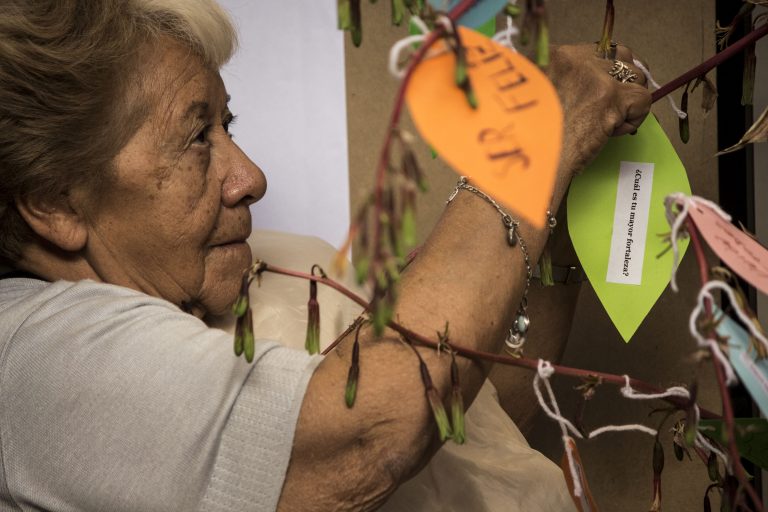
[345,1,721,509]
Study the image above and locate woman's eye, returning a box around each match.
[224,114,237,138]
[194,128,208,145]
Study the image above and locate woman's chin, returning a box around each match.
[198,243,253,316]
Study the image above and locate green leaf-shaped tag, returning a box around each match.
[699,418,768,471]
[567,115,691,341]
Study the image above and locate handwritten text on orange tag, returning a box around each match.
[687,201,768,295]
[406,28,563,228]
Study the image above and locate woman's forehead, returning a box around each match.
[142,42,229,124]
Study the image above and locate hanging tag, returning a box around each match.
[567,115,692,342]
[406,27,562,228]
[428,0,508,29]
[687,202,768,295]
[408,12,496,161]
[712,305,768,417]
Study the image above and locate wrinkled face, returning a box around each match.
[81,42,266,315]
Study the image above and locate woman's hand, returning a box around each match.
[548,44,652,179]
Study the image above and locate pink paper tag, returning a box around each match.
[687,202,768,295]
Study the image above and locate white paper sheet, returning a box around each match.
[605,161,654,285]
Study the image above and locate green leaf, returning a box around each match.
[699,418,768,470]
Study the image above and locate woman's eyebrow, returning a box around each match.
[182,101,210,122]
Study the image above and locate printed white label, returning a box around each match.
[605,161,654,285]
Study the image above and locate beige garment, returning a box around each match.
[210,229,576,512]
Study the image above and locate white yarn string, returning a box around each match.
[688,278,768,387]
[387,16,453,79]
[534,361,665,499]
[588,424,657,438]
[534,360,583,438]
[701,280,768,355]
[632,59,687,120]
[388,34,428,79]
[689,286,739,386]
[534,360,584,498]
[663,193,731,292]
[410,15,430,35]
[622,377,730,468]
[492,15,519,51]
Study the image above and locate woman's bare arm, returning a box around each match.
[279,44,651,511]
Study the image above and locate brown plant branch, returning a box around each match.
[255,261,719,419]
[651,22,768,104]
[686,218,763,512]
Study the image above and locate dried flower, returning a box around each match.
[679,83,690,144]
[650,436,664,512]
[345,328,361,408]
[305,266,326,355]
[597,0,615,59]
[691,74,718,115]
[305,284,320,354]
[707,452,720,483]
[351,0,362,47]
[419,359,452,441]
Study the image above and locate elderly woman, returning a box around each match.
[0,0,650,511]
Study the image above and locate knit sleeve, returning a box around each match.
[0,280,319,512]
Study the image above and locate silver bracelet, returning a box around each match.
[446,176,531,357]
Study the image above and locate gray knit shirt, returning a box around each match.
[0,277,320,512]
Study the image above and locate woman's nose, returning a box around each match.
[221,141,267,208]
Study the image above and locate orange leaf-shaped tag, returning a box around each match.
[406,27,563,228]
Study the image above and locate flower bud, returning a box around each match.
[680,86,690,144]
[305,280,321,355]
[536,19,549,68]
[242,308,255,363]
[419,360,452,442]
[449,353,465,444]
[371,298,392,337]
[653,437,665,475]
[673,440,684,462]
[231,274,251,317]
[391,0,405,26]
[345,337,360,408]
[401,205,417,251]
[234,314,245,357]
[707,452,719,483]
[355,257,370,285]
[539,248,554,287]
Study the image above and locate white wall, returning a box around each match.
[219,0,351,248]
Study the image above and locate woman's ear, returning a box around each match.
[15,193,88,252]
